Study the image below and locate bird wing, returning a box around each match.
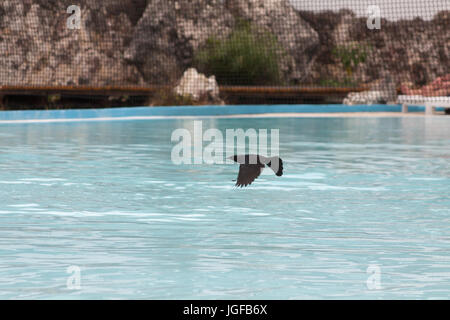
[235,164,263,187]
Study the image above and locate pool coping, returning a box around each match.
[0,104,446,123]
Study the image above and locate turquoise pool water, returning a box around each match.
[0,116,449,299]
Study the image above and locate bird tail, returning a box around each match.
[267,157,283,176]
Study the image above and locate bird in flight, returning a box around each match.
[229,154,283,187]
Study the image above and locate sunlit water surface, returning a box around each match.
[0,116,449,299]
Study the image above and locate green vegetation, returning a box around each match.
[194,21,283,86]
[150,88,197,106]
[318,77,358,88]
[332,43,371,76]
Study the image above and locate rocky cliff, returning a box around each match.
[299,9,449,88]
[0,0,448,89]
[0,0,147,86]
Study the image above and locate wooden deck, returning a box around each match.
[0,85,369,108]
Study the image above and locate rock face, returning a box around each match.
[0,1,144,86]
[350,13,449,87]
[0,0,448,96]
[225,0,320,83]
[174,68,224,104]
[124,0,235,84]
[298,9,449,88]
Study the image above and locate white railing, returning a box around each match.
[397,95,450,115]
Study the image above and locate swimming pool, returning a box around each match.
[1,115,449,299]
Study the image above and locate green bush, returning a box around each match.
[318,77,358,88]
[332,43,370,76]
[194,21,283,86]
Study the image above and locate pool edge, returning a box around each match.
[0,104,446,123]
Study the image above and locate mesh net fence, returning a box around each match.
[0,0,448,108]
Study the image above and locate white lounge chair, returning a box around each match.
[397,95,450,115]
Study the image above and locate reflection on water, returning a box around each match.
[0,116,449,299]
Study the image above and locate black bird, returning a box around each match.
[229,154,283,187]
